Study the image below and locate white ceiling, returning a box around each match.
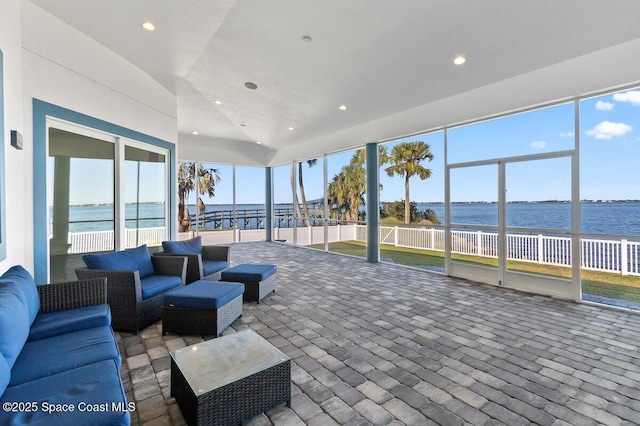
[28,1,640,165]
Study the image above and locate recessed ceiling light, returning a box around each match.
[214,100,222,105]
[302,36,313,44]
[338,104,348,111]
[192,131,199,135]
[288,126,295,131]
[142,21,155,31]
[453,55,466,65]
[256,141,262,145]
[245,82,258,90]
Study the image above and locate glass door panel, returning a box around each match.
[580,90,640,309]
[124,145,167,249]
[449,165,498,270]
[48,127,115,282]
[505,157,572,283]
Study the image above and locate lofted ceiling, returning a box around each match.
[28,0,640,165]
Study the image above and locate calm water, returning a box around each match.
[421,202,640,236]
[64,204,166,232]
[64,202,640,237]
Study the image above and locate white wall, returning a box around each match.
[0,0,26,273]
[178,133,273,166]
[0,1,178,275]
[21,1,177,142]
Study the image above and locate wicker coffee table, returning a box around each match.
[170,329,291,426]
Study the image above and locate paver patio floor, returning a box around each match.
[117,241,640,425]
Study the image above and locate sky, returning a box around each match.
[270,88,639,204]
[56,88,639,206]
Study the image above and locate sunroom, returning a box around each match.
[2,1,640,425]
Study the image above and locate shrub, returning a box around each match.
[381,200,440,224]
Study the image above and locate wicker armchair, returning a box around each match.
[76,255,187,333]
[156,237,230,284]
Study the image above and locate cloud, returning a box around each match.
[595,100,614,111]
[613,90,640,106]
[559,132,574,138]
[549,180,563,186]
[585,121,632,140]
[530,140,546,149]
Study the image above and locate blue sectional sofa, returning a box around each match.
[0,266,130,425]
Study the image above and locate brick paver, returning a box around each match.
[117,242,640,425]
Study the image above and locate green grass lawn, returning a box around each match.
[310,241,640,303]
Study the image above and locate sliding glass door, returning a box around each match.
[47,120,169,282]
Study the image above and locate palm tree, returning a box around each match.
[384,141,433,224]
[328,165,363,220]
[327,147,389,221]
[177,162,221,232]
[297,159,317,226]
[351,145,390,168]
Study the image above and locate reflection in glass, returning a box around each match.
[124,145,166,248]
[48,128,115,282]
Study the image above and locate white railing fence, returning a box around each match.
[359,225,640,276]
[68,227,167,253]
[67,224,640,276]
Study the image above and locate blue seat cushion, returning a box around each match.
[162,236,202,254]
[0,284,30,369]
[141,275,182,300]
[28,304,112,342]
[221,264,277,282]
[9,326,121,387]
[203,260,228,276]
[0,359,130,426]
[164,280,244,310]
[83,245,154,279]
[0,266,40,324]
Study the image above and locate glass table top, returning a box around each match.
[170,329,290,396]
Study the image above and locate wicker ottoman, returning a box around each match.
[220,264,277,303]
[162,280,244,336]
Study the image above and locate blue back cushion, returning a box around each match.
[0,266,40,325]
[126,245,155,278]
[83,245,154,278]
[0,284,30,369]
[163,236,202,254]
[0,356,10,396]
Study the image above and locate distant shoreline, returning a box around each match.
[66,200,640,208]
[68,201,165,207]
[383,200,640,204]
